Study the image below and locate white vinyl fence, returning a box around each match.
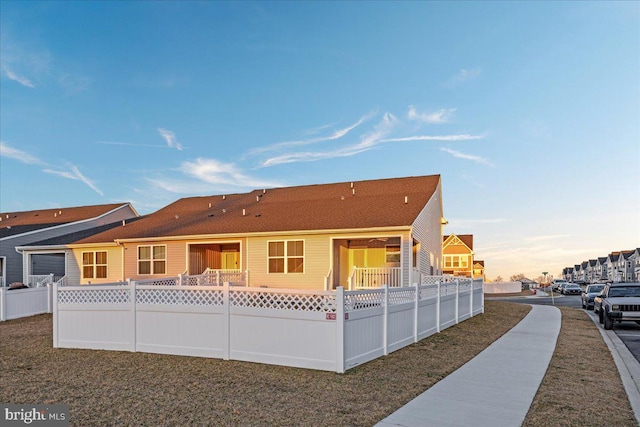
[0,285,53,321]
[53,276,484,373]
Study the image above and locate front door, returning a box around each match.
[222,252,238,270]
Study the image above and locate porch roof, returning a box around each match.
[74,175,441,243]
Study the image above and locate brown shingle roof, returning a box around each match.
[75,175,441,244]
[0,203,131,238]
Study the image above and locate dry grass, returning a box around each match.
[523,307,637,427]
[0,301,529,426]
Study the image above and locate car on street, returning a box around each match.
[552,279,567,292]
[593,283,640,330]
[562,283,582,295]
[581,284,605,309]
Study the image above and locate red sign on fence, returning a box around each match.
[326,313,336,320]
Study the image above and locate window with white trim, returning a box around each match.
[138,245,166,275]
[82,251,107,279]
[268,240,304,273]
[386,245,401,263]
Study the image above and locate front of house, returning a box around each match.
[52,176,445,290]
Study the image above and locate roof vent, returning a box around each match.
[208,202,212,208]
[350,182,354,188]
[175,215,179,219]
[54,213,57,217]
[256,195,260,202]
[122,220,126,226]
[263,189,266,194]
[242,209,246,216]
[341,196,345,200]
[352,188,356,196]
[59,210,62,215]
[223,195,226,200]
[404,196,408,204]
[222,209,226,213]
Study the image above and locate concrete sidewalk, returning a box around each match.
[376,305,561,427]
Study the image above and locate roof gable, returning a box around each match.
[74,175,441,244]
[443,234,473,250]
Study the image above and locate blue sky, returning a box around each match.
[1,1,639,280]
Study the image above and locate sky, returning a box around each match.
[1,1,639,281]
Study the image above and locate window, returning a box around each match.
[268,240,304,273]
[138,245,166,275]
[386,245,401,263]
[82,251,107,279]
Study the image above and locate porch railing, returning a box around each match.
[138,270,247,287]
[348,267,402,290]
[27,274,64,288]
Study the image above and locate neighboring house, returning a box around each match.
[587,259,598,283]
[632,248,640,282]
[442,234,474,278]
[596,257,608,281]
[44,175,445,290]
[472,260,485,280]
[563,267,574,282]
[622,250,637,283]
[0,204,139,287]
[607,252,622,282]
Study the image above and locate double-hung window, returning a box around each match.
[82,251,107,279]
[138,245,166,275]
[268,240,304,273]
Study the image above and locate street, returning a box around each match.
[487,293,640,364]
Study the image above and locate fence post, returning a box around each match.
[52,283,58,347]
[413,284,419,343]
[129,279,136,352]
[216,270,221,286]
[245,269,250,287]
[336,286,345,373]
[0,287,5,322]
[47,283,52,313]
[481,279,485,314]
[49,273,54,286]
[469,279,474,317]
[383,285,389,356]
[223,282,230,360]
[455,279,460,324]
[436,281,441,333]
[178,273,183,286]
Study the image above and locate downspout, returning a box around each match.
[14,246,26,285]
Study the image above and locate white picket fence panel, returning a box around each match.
[0,285,53,321]
[53,276,484,373]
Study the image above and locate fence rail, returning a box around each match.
[53,275,483,372]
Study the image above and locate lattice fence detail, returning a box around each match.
[440,282,458,297]
[184,274,218,286]
[231,290,336,312]
[137,278,179,286]
[419,284,439,300]
[388,287,415,305]
[137,288,224,306]
[58,288,130,304]
[345,291,385,312]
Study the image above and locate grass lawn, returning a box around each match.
[0,301,636,426]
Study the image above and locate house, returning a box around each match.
[586,259,598,283]
[562,267,573,282]
[596,257,608,281]
[606,252,622,283]
[622,250,637,283]
[472,260,485,280]
[35,175,445,290]
[632,248,640,282]
[0,204,138,287]
[442,234,474,278]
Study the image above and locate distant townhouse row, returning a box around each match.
[562,249,640,284]
[1,175,459,291]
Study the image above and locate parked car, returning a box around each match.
[562,283,582,295]
[552,279,567,292]
[593,283,640,330]
[582,284,605,309]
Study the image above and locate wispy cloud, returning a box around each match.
[381,134,484,143]
[2,66,36,88]
[0,141,43,164]
[407,106,456,124]
[449,218,508,229]
[96,141,168,148]
[525,234,571,242]
[440,147,494,166]
[259,112,398,167]
[158,128,183,151]
[444,67,481,88]
[43,165,104,196]
[249,111,376,156]
[180,158,283,189]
